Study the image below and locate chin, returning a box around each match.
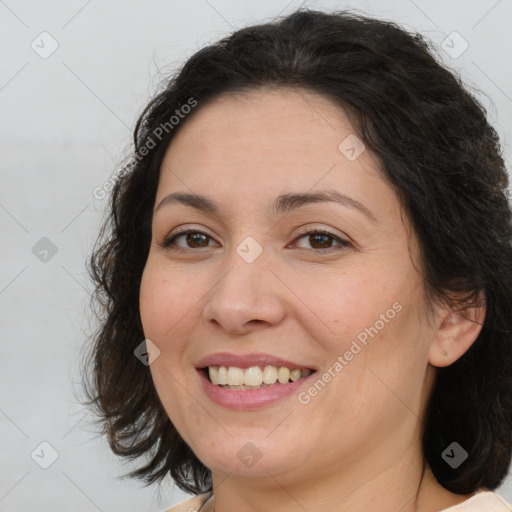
[190,432,305,478]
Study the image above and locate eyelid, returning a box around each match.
[159,223,354,253]
[293,224,348,241]
[159,225,218,248]
[289,226,353,252]
[169,224,214,238]
[164,223,347,241]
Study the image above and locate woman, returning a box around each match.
[82,9,512,512]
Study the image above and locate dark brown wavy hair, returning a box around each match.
[80,8,512,498]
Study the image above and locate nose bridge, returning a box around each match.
[202,235,285,332]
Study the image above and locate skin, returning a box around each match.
[139,88,485,512]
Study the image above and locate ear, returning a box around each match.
[428,290,486,368]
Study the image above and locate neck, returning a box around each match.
[206,442,462,512]
[206,464,473,512]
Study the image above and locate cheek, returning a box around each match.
[139,269,166,339]
[139,263,199,423]
[139,261,197,342]
[288,262,427,404]
[287,264,402,351]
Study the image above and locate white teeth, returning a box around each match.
[227,366,244,385]
[244,366,263,386]
[208,366,219,384]
[277,367,290,384]
[217,366,228,385]
[262,365,278,384]
[290,369,301,382]
[206,365,313,387]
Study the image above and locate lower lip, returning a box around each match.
[197,369,316,410]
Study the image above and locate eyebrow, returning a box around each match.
[154,190,377,223]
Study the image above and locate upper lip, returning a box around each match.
[195,352,317,371]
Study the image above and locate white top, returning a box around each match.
[165,490,512,511]
[441,491,511,511]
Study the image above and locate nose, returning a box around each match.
[202,247,287,335]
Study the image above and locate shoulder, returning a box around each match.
[162,492,211,512]
[441,491,512,511]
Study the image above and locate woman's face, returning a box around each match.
[139,88,439,483]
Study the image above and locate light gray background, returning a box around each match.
[1,1,511,511]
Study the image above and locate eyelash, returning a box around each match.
[158,227,352,254]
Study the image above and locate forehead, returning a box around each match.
[167,88,368,161]
[159,88,384,194]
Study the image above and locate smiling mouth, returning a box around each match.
[200,365,315,390]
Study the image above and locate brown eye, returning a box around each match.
[307,233,333,249]
[292,229,351,252]
[183,232,210,248]
[161,230,215,250]
[160,228,351,254]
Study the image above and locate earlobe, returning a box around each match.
[428,292,486,368]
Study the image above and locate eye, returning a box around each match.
[159,229,217,251]
[159,227,351,253]
[290,228,352,253]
